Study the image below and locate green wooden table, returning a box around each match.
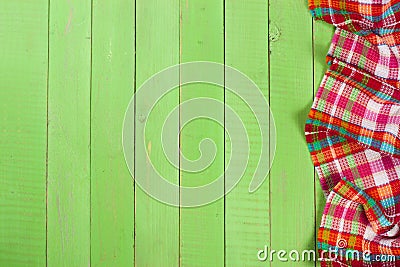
[0,0,335,266]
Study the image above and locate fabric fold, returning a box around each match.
[306,0,400,266]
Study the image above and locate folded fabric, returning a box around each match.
[306,59,400,266]
[309,0,400,45]
[328,28,400,84]
[306,0,400,266]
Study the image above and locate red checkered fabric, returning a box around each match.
[328,28,400,84]
[307,0,400,266]
[310,0,400,46]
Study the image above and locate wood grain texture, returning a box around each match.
[0,2,325,266]
[135,0,180,266]
[225,0,270,266]
[0,2,48,266]
[179,0,225,266]
[91,0,135,265]
[269,0,315,266]
[312,20,335,258]
[47,0,91,265]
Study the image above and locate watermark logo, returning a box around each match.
[122,61,276,207]
[336,239,347,249]
[257,244,397,263]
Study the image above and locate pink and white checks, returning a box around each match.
[306,0,400,266]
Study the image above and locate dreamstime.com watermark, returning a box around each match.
[122,61,276,207]
[257,241,396,263]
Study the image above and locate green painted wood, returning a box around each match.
[313,22,334,90]
[134,0,180,266]
[0,2,328,266]
[91,0,135,265]
[269,0,315,266]
[47,0,91,265]
[0,2,48,266]
[312,20,335,257]
[224,1,270,266]
[179,0,225,266]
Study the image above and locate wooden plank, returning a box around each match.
[269,0,315,265]
[90,0,135,265]
[47,0,91,265]
[0,2,48,266]
[179,0,225,266]
[313,22,334,97]
[134,0,180,266]
[312,20,335,256]
[224,0,270,266]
